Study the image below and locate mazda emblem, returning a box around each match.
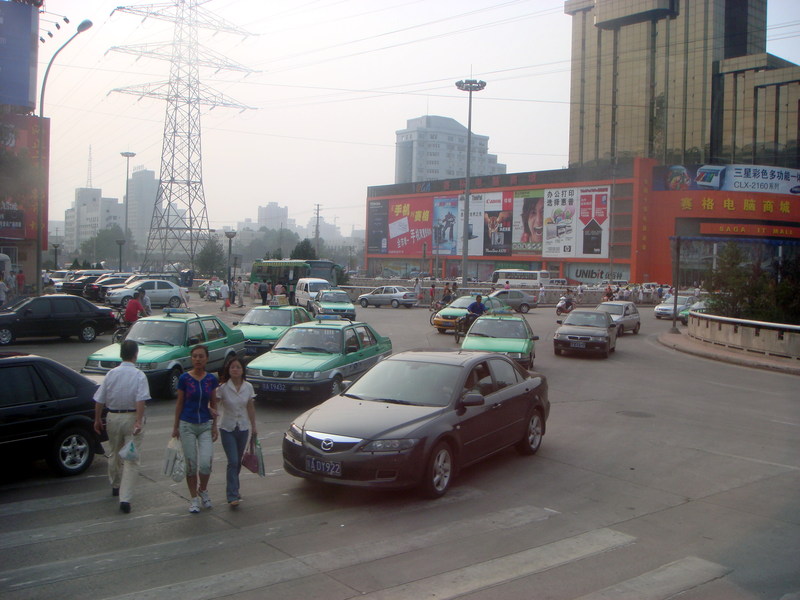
[321,439,334,451]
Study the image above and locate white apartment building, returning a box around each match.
[63,188,123,253]
[395,115,506,184]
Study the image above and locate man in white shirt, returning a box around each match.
[139,288,152,316]
[93,340,151,514]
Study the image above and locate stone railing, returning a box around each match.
[688,312,800,361]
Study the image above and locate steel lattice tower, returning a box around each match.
[109,1,255,271]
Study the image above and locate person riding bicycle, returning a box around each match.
[123,290,147,325]
[440,284,453,306]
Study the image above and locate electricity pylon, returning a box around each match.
[109,0,256,271]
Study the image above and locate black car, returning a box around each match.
[282,350,549,498]
[0,294,117,345]
[84,274,132,301]
[553,309,618,358]
[61,275,103,296]
[0,353,105,475]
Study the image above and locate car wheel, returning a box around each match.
[554,346,562,356]
[360,298,369,308]
[168,296,181,308]
[617,325,624,337]
[47,427,95,476]
[518,303,530,314]
[437,328,446,334]
[121,296,131,308]
[166,367,182,399]
[633,322,640,334]
[516,409,544,455]
[420,441,453,499]
[655,314,661,319]
[328,375,344,398]
[391,299,400,308]
[0,327,13,345]
[79,323,97,343]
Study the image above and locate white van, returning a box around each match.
[295,278,331,310]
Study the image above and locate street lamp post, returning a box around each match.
[116,239,125,273]
[455,78,486,284]
[37,19,93,295]
[52,243,60,269]
[120,151,136,270]
[225,230,237,289]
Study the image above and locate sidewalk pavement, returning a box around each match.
[657,329,800,376]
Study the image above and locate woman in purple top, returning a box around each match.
[172,345,219,514]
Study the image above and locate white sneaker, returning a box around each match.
[199,489,212,509]
[189,497,201,513]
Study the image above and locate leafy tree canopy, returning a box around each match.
[290,239,317,260]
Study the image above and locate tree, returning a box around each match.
[195,236,226,277]
[290,239,317,260]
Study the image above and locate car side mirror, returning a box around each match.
[232,321,239,326]
[556,319,563,325]
[460,391,484,407]
[532,335,540,341]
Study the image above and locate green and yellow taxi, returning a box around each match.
[245,316,392,400]
[460,312,539,369]
[431,294,510,333]
[310,289,356,320]
[82,309,245,399]
[234,305,312,357]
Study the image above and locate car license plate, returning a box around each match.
[305,456,342,476]
[570,341,586,348]
[262,382,286,392]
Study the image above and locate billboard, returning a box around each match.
[654,164,800,195]
[0,113,49,242]
[512,190,543,255]
[457,193,485,256]
[386,197,431,255]
[367,199,388,254]
[542,186,609,258]
[432,195,458,256]
[0,2,38,111]
[482,192,512,256]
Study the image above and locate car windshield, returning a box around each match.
[469,319,527,339]
[597,304,624,315]
[449,296,480,309]
[319,292,350,303]
[126,320,185,346]
[563,312,608,328]
[347,359,461,407]
[274,327,342,353]
[1,296,32,312]
[240,309,291,326]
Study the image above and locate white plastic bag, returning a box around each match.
[118,439,140,461]
[163,437,185,481]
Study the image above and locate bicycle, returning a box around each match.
[111,308,130,344]
[453,313,478,344]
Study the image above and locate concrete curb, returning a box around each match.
[657,331,800,376]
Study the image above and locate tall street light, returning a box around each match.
[37,18,93,295]
[116,239,125,272]
[225,230,237,288]
[120,151,136,270]
[455,78,486,284]
[52,243,60,270]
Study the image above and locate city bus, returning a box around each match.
[249,259,342,288]
[490,269,551,287]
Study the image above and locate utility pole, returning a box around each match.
[314,204,321,257]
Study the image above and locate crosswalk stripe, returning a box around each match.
[573,556,730,600]
[105,526,629,600]
[352,528,636,600]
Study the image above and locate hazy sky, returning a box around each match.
[37,0,800,237]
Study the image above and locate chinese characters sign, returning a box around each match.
[543,186,610,259]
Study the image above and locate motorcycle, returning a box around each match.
[206,288,220,302]
[555,296,575,316]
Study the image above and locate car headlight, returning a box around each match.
[293,371,319,380]
[284,422,303,446]
[505,352,524,359]
[246,367,261,377]
[553,333,568,340]
[136,362,156,371]
[360,438,419,452]
[318,307,331,313]
[85,359,100,368]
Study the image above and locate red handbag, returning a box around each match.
[241,438,259,474]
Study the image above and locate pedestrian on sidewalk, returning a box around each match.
[173,345,219,513]
[217,356,256,507]
[219,280,230,311]
[235,277,245,308]
[93,340,150,514]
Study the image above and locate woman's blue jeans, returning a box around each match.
[220,427,249,502]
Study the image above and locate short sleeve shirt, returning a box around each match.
[93,361,150,409]
[177,372,218,424]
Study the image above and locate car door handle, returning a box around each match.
[491,403,502,410]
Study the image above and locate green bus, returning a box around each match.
[249,259,342,288]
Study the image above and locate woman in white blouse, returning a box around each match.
[217,356,257,507]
